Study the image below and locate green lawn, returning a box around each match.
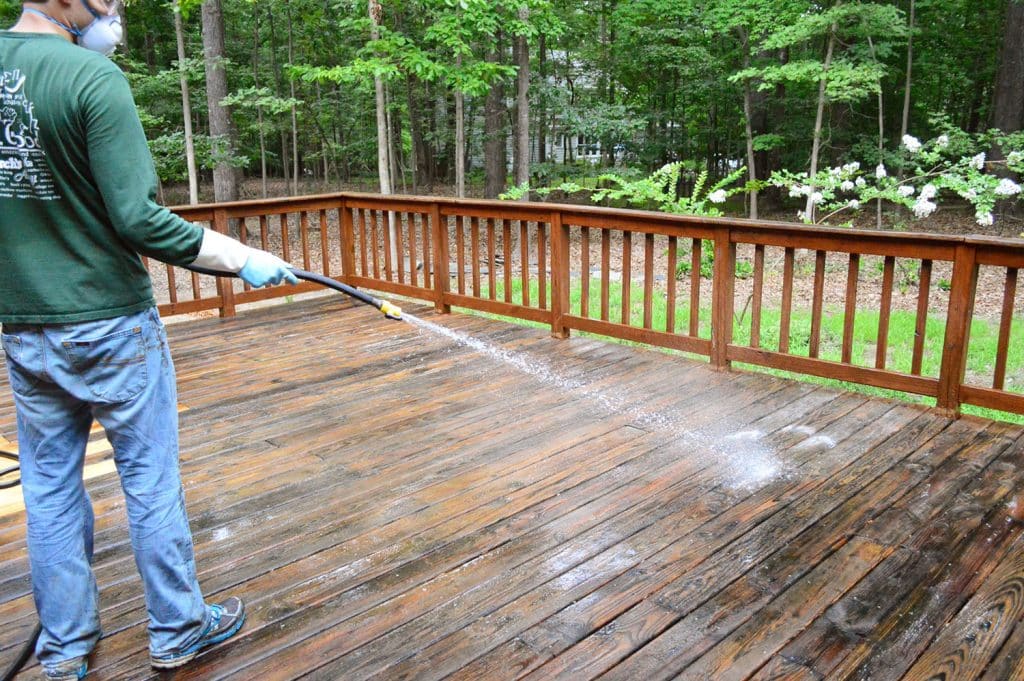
[455,276,1024,425]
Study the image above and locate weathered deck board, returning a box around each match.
[1,296,1023,681]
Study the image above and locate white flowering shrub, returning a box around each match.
[768,131,1024,227]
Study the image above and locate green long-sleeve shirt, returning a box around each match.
[0,32,203,324]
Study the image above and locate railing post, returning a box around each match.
[430,202,451,314]
[549,210,571,339]
[936,242,978,417]
[711,226,735,370]
[213,208,236,318]
[339,197,356,281]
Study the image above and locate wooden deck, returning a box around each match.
[2,295,1024,681]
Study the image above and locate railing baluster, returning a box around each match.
[166,264,178,304]
[581,227,591,317]
[455,215,466,295]
[538,221,548,310]
[382,210,394,281]
[471,217,481,297]
[751,244,764,348]
[300,211,311,271]
[319,210,330,277]
[690,238,701,337]
[340,202,356,279]
[280,213,290,263]
[401,214,413,284]
[842,253,860,364]
[876,256,896,369]
[621,230,632,325]
[780,247,795,353]
[358,209,369,277]
[711,227,735,370]
[487,218,496,300]
[369,210,380,279]
[937,243,979,415]
[994,267,1018,390]
[259,214,269,252]
[601,230,610,322]
[395,212,406,284]
[421,211,432,289]
[429,202,449,313]
[550,211,570,339]
[520,220,530,307]
[503,219,512,304]
[240,219,252,292]
[644,233,654,329]
[666,236,677,333]
[809,250,825,358]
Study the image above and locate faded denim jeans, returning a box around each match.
[1,308,210,668]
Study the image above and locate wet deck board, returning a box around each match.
[1,295,1023,680]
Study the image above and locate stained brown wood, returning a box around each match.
[911,259,931,376]
[279,213,291,263]
[521,221,531,308]
[876,255,895,369]
[621,231,632,325]
[644,233,655,329]
[842,253,860,365]
[581,227,591,317]
[994,267,1018,390]
[779,247,795,354]
[503,219,513,305]
[395,212,406,284]
[299,211,311,271]
[666,236,677,334]
[0,297,1022,681]
[382,211,394,281]
[487,218,497,300]
[809,250,826,358]
[751,244,764,349]
[471,217,481,297]
[455,215,466,295]
[537,222,548,311]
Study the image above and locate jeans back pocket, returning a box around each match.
[63,326,148,404]
[0,333,22,363]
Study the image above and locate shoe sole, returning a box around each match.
[150,611,246,670]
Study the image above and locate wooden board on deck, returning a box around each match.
[0,296,1022,681]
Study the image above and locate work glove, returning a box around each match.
[238,251,300,288]
[191,228,298,287]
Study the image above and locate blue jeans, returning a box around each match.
[1,308,210,668]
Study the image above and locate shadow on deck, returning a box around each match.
[2,295,1024,680]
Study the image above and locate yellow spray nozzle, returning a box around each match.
[379,300,403,320]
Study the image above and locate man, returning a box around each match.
[0,1,297,678]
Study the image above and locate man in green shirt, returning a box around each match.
[1,1,296,678]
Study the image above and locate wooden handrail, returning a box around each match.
[161,192,1024,418]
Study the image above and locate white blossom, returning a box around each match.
[708,189,727,204]
[843,161,861,173]
[976,212,994,227]
[848,200,860,209]
[902,135,922,153]
[964,188,978,200]
[919,184,938,200]
[829,166,843,176]
[1008,151,1023,165]
[840,180,855,192]
[797,210,808,221]
[897,185,916,197]
[810,192,824,205]
[876,164,888,179]
[855,177,867,188]
[788,185,804,198]
[994,178,1022,197]
[936,134,950,148]
[971,152,986,170]
[912,199,937,218]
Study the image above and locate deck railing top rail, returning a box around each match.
[159,192,1024,418]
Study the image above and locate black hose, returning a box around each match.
[0,450,20,490]
[1,623,41,681]
[186,266,400,318]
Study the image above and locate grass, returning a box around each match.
[451,275,1024,425]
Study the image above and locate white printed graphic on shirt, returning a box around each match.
[0,69,61,201]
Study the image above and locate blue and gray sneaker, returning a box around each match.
[150,597,245,670]
[42,656,87,680]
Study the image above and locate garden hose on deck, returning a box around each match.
[186,266,404,320]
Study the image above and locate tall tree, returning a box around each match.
[174,0,199,204]
[514,5,530,198]
[991,0,1024,139]
[201,0,238,202]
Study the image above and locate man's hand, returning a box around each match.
[238,251,300,288]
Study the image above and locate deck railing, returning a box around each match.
[164,192,1024,418]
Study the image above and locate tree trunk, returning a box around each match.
[805,22,838,222]
[268,6,289,188]
[369,0,391,196]
[407,77,423,193]
[869,36,884,229]
[175,3,199,204]
[515,7,530,199]
[739,28,757,220]
[991,0,1024,165]
[287,0,299,195]
[900,0,915,139]
[455,54,466,197]
[201,0,238,202]
[537,32,546,164]
[484,32,507,199]
[252,8,268,198]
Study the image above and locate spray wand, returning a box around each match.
[187,266,403,320]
